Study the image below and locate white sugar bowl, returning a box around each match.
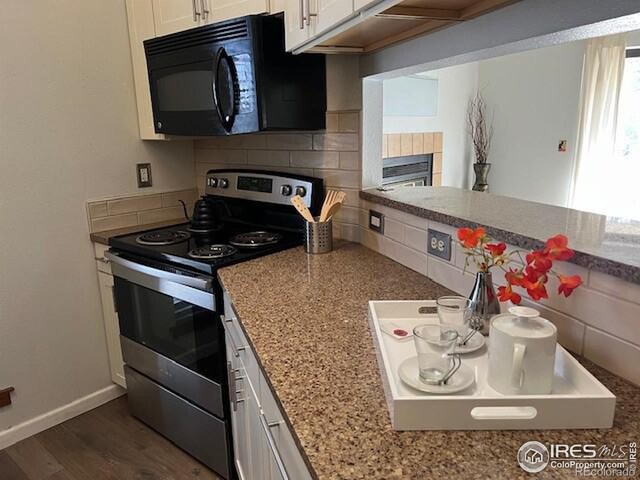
[488,306,557,395]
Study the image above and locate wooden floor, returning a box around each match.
[0,396,221,480]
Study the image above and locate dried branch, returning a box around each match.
[467,92,493,164]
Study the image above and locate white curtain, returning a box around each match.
[570,34,626,214]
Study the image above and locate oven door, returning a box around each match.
[106,252,226,418]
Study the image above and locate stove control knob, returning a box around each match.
[208,177,218,188]
[295,186,307,197]
[280,185,293,196]
[219,178,229,189]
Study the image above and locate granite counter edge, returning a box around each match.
[360,190,640,285]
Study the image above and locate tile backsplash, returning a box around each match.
[359,199,640,387]
[194,110,362,242]
[86,188,197,232]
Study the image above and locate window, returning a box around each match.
[609,48,640,219]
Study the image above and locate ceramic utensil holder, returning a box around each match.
[304,218,332,254]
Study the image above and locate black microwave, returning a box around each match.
[144,15,326,136]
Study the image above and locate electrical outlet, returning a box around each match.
[137,163,152,188]
[369,210,384,234]
[427,228,451,261]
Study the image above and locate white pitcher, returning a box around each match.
[488,306,557,395]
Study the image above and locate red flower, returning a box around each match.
[525,277,548,301]
[544,234,574,261]
[457,227,486,248]
[526,250,552,274]
[505,269,526,287]
[558,275,583,297]
[485,242,507,257]
[497,284,522,304]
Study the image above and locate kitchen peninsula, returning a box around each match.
[218,243,640,480]
[361,187,640,284]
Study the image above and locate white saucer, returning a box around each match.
[454,332,486,354]
[398,357,475,394]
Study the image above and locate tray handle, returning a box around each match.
[470,406,538,420]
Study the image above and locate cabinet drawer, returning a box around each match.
[260,371,313,480]
[223,292,261,398]
[94,243,112,274]
[125,366,231,478]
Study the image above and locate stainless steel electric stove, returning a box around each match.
[106,170,324,479]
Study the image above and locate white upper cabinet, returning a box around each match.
[152,0,203,36]
[208,0,270,23]
[152,0,270,37]
[284,0,315,51]
[125,0,166,140]
[315,0,353,34]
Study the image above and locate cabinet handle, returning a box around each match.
[227,361,238,411]
[305,0,317,26]
[259,413,290,480]
[109,285,118,313]
[192,0,201,21]
[201,0,209,20]
[95,256,110,264]
[226,330,246,357]
[299,0,305,29]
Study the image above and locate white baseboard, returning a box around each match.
[0,384,125,450]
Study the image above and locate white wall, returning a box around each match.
[383,63,479,188]
[0,1,194,432]
[478,41,586,206]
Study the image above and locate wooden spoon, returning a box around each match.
[324,191,346,221]
[290,195,315,223]
[319,189,337,222]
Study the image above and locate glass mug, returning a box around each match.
[436,296,477,346]
[413,324,462,385]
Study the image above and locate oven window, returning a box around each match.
[115,278,224,383]
[156,66,215,112]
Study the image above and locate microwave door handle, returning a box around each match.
[212,48,238,133]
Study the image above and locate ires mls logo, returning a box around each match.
[518,441,638,476]
[518,441,550,473]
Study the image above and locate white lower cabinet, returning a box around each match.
[94,243,126,388]
[224,292,312,480]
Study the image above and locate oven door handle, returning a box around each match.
[105,252,215,311]
[105,252,212,291]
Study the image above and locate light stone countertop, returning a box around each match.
[218,242,640,480]
[361,187,640,284]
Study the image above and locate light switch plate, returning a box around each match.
[427,228,451,261]
[137,163,152,188]
[369,210,384,234]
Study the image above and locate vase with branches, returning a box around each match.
[467,92,493,191]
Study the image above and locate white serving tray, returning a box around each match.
[368,300,616,430]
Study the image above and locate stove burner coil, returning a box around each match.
[229,231,283,248]
[136,230,191,246]
[188,244,237,259]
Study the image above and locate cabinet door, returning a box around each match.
[259,373,313,480]
[227,339,252,480]
[97,272,126,388]
[315,0,353,34]
[152,0,201,36]
[284,0,311,51]
[204,0,269,23]
[125,0,167,140]
[247,382,271,480]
